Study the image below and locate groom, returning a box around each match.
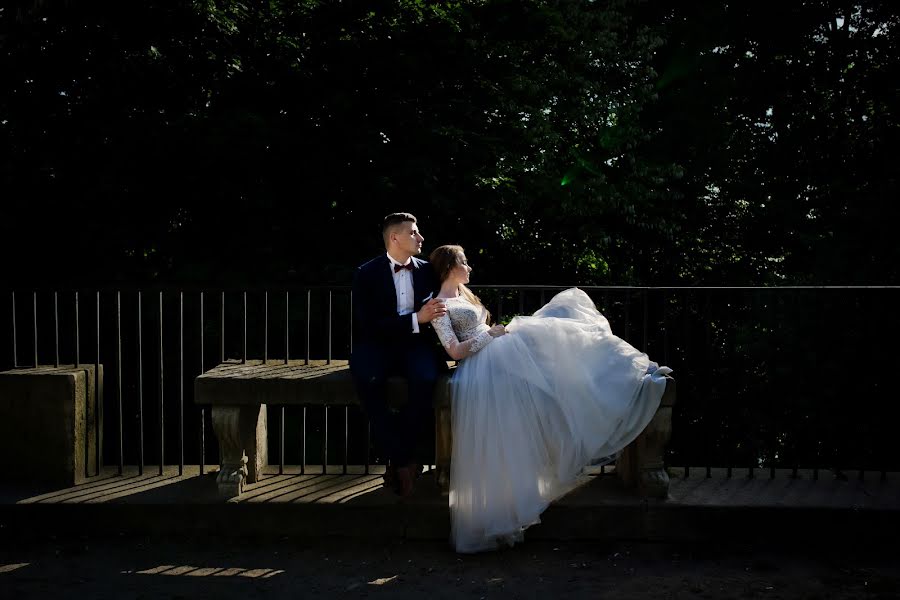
[350,213,448,497]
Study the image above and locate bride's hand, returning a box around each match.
[488,324,507,338]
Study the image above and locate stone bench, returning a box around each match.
[195,359,676,500]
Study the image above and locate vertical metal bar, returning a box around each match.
[642,289,649,353]
[275,292,283,473]
[622,290,631,342]
[158,291,164,476]
[200,292,205,373]
[219,291,225,364]
[540,288,546,306]
[116,291,123,476]
[518,289,524,315]
[11,292,17,368]
[662,290,669,366]
[769,289,777,481]
[279,405,285,475]
[300,406,306,474]
[497,295,503,325]
[95,291,101,477]
[327,290,333,365]
[32,291,38,367]
[681,289,690,478]
[241,291,247,365]
[137,291,144,475]
[178,291,184,476]
[702,291,711,480]
[305,289,311,366]
[264,291,268,364]
[75,291,80,367]
[789,291,800,482]
[53,292,59,367]
[343,406,348,475]
[200,291,206,476]
[364,420,371,475]
[83,293,88,480]
[322,405,328,474]
[284,291,289,364]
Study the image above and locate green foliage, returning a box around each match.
[0,0,896,286]
[640,1,899,285]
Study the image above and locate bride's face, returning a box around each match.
[450,253,472,285]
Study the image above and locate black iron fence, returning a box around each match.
[2,285,898,481]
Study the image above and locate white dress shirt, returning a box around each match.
[386,252,420,334]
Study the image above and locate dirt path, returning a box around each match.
[1,536,897,599]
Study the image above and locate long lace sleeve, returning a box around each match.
[468,329,494,354]
[433,309,495,360]
[432,313,459,349]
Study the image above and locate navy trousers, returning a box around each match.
[350,338,441,466]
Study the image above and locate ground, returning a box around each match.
[2,535,898,599]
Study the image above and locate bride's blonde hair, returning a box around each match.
[429,245,491,324]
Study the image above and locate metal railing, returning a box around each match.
[2,285,898,481]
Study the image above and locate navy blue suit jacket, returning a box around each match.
[351,254,441,347]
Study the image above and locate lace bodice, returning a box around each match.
[432,297,494,357]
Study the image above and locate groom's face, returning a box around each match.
[394,221,424,256]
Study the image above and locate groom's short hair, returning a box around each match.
[382,212,417,246]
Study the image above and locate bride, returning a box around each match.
[428,245,672,553]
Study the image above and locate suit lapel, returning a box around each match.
[377,255,397,308]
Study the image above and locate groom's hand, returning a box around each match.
[417,298,447,324]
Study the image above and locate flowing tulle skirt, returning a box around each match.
[449,288,671,553]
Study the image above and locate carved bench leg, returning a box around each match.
[242,404,268,484]
[618,377,676,499]
[211,406,247,499]
[211,404,268,499]
[434,401,452,495]
[634,403,673,498]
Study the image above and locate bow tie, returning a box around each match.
[394,262,415,273]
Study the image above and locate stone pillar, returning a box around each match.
[618,377,676,498]
[211,404,267,499]
[0,365,103,487]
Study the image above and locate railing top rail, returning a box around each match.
[472,285,900,291]
[2,284,900,293]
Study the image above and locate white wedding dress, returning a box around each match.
[432,288,671,553]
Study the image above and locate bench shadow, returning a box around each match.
[5,467,452,506]
[1,472,125,503]
[104,474,223,504]
[118,469,447,506]
[108,472,410,505]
